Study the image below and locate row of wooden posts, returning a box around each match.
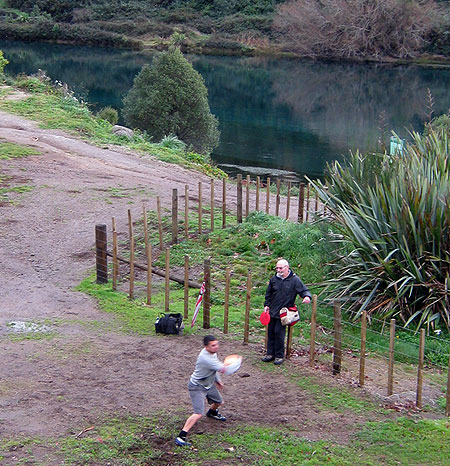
[154,177,322,247]
[95,224,450,415]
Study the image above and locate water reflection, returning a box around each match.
[1,40,450,180]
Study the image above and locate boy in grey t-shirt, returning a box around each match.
[175,335,227,447]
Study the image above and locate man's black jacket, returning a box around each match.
[264,270,311,318]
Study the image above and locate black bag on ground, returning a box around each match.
[155,313,184,335]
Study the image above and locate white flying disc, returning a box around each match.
[223,354,242,375]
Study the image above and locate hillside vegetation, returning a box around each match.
[0,0,449,60]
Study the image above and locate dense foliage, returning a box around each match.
[2,0,450,59]
[314,129,450,330]
[273,0,442,59]
[123,46,220,154]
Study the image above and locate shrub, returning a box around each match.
[0,50,9,75]
[96,106,119,125]
[122,46,220,154]
[314,130,450,330]
[273,0,443,59]
[158,134,187,151]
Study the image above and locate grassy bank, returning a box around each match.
[0,74,226,178]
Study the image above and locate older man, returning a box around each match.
[262,258,311,365]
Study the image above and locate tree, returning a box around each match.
[122,47,220,154]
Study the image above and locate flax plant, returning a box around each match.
[312,130,450,330]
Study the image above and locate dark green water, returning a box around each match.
[1,40,450,181]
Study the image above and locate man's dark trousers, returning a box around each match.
[267,317,286,358]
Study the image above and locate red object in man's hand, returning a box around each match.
[260,311,270,326]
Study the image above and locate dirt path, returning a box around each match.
[0,110,387,463]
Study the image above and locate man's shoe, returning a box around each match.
[206,411,227,421]
[274,358,284,365]
[262,355,274,362]
[175,436,191,447]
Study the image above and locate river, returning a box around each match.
[1,40,450,181]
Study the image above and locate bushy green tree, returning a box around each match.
[122,47,220,154]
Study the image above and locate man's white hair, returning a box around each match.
[276,259,289,268]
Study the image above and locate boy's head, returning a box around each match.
[203,334,219,353]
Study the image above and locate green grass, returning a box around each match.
[0,140,40,159]
[2,414,450,465]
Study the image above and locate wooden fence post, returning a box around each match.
[309,294,317,366]
[184,255,189,320]
[387,319,396,396]
[237,174,243,223]
[246,174,250,217]
[256,176,260,211]
[156,196,163,249]
[210,178,215,231]
[243,271,251,344]
[416,328,425,409]
[285,181,291,220]
[359,311,367,386]
[142,206,152,305]
[285,325,293,359]
[198,181,203,234]
[185,184,189,238]
[95,223,108,284]
[298,182,304,223]
[203,258,211,329]
[306,184,310,222]
[172,188,178,245]
[165,247,170,312]
[222,178,226,229]
[265,177,270,214]
[275,179,281,216]
[332,303,342,375]
[446,340,450,416]
[224,267,230,334]
[128,210,135,300]
[112,217,118,291]
[314,189,319,215]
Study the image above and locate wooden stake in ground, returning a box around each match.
[237,174,243,223]
[314,189,319,215]
[266,177,270,214]
[172,188,178,245]
[95,224,108,284]
[416,328,425,409]
[210,178,214,231]
[298,182,304,223]
[156,196,163,249]
[309,294,317,366]
[128,210,134,300]
[245,174,250,217]
[275,178,281,216]
[285,325,293,359]
[359,310,367,386]
[142,206,152,305]
[112,217,118,291]
[387,318,396,396]
[185,184,189,238]
[332,303,342,375]
[243,271,251,344]
[285,181,291,220]
[222,178,226,229]
[203,258,211,329]
[198,181,203,234]
[256,176,260,211]
[224,267,230,334]
[306,183,310,222]
[184,255,189,320]
[446,340,450,416]
[165,247,170,312]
